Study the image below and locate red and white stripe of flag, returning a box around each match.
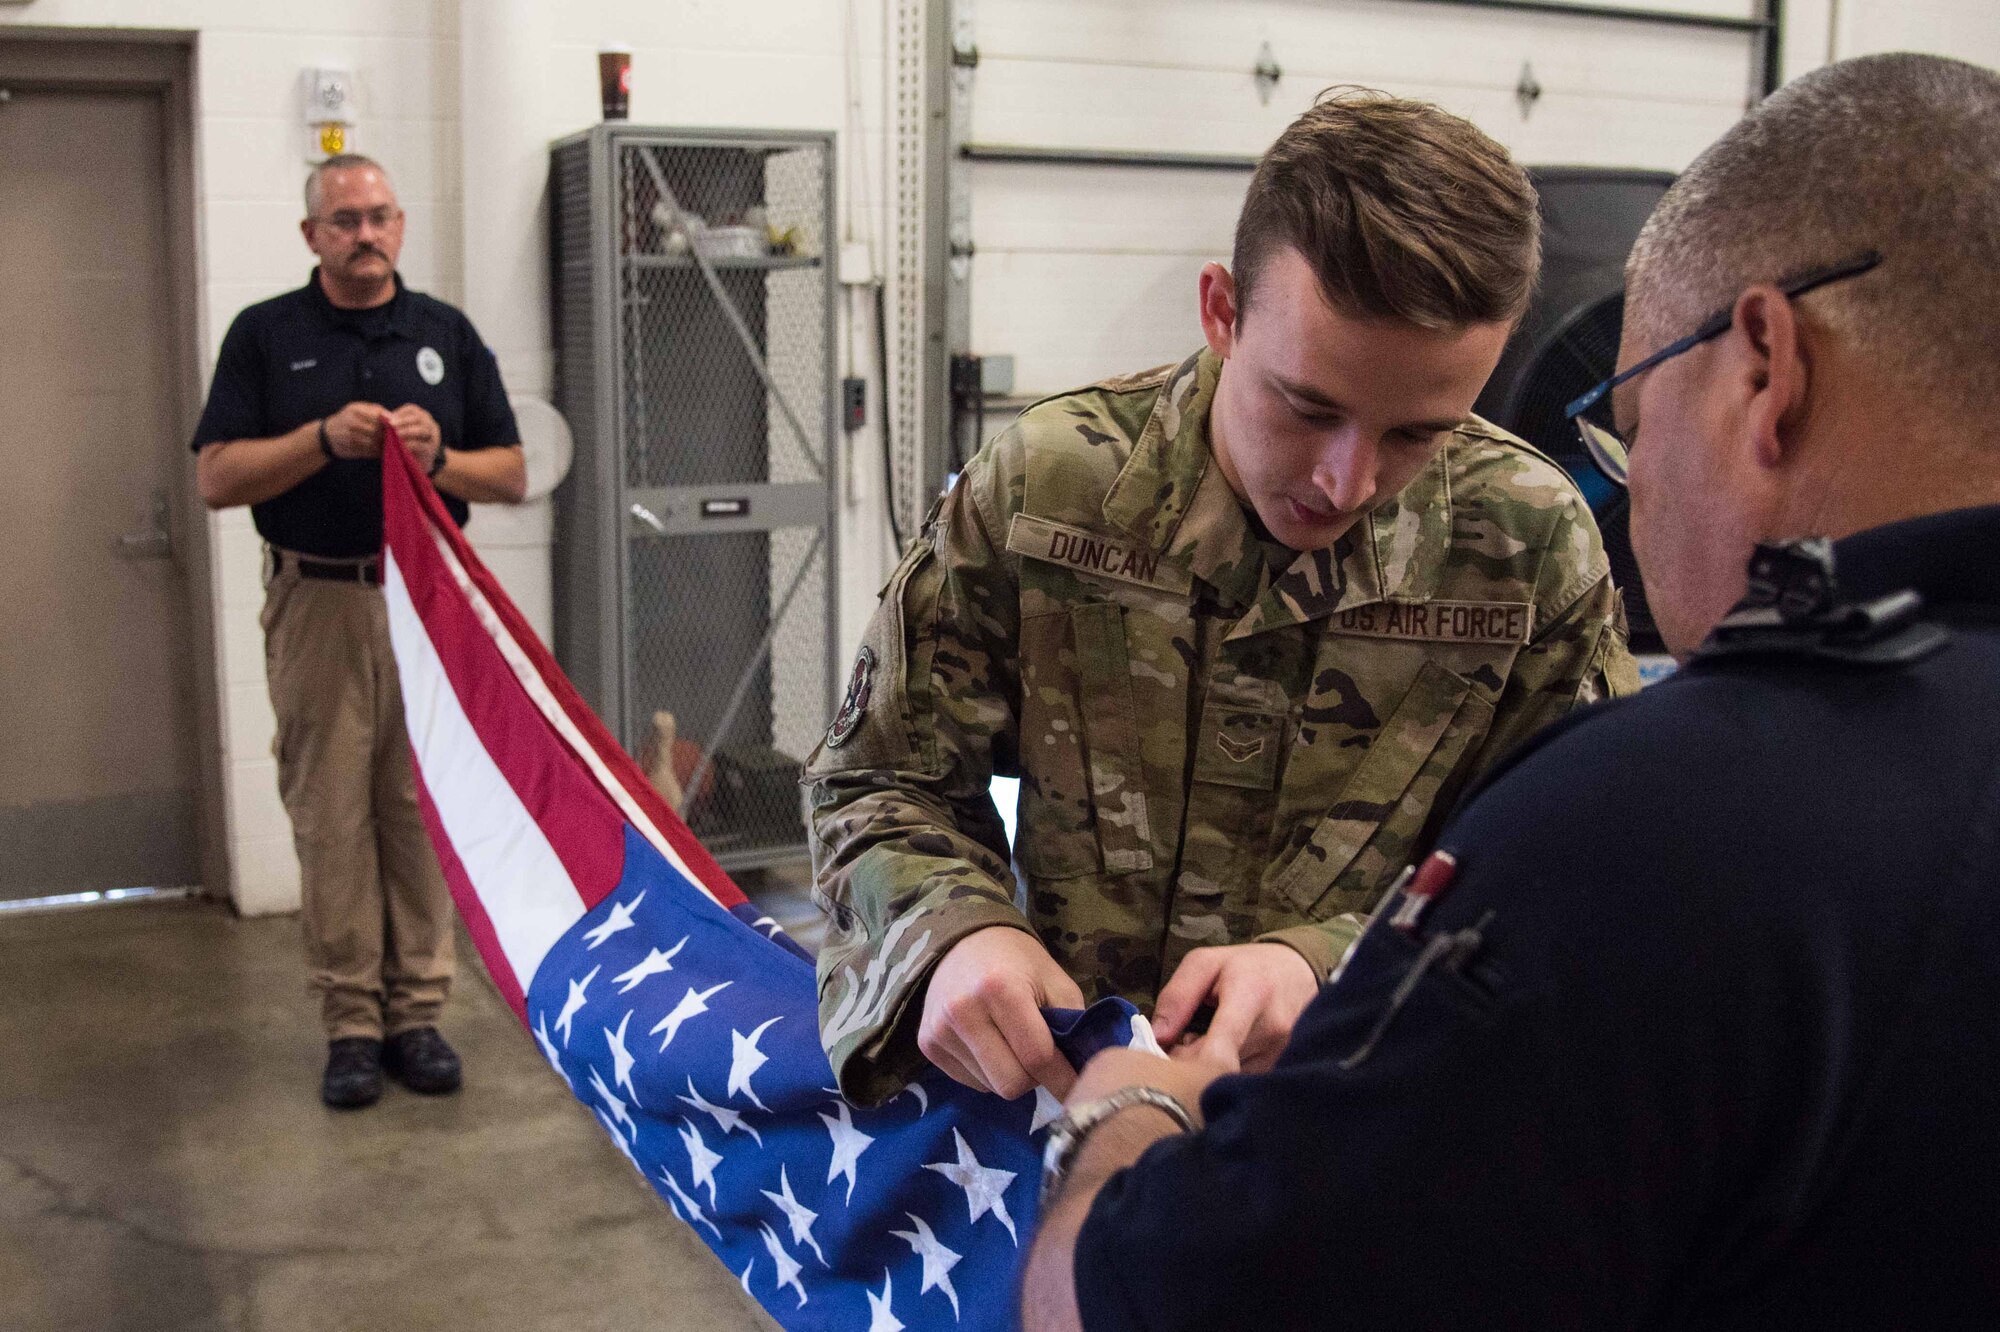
[376,427,748,1021]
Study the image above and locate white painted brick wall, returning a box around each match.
[2,0,897,914]
[0,0,467,913]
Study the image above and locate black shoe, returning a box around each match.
[383,1026,463,1095]
[322,1037,384,1109]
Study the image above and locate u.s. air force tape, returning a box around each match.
[1326,600,1533,646]
[1004,514,1194,596]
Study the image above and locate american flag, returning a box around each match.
[377,432,1151,1329]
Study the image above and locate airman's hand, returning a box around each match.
[1151,942,1320,1073]
[919,925,1087,1100]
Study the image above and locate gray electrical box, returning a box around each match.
[550,125,838,871]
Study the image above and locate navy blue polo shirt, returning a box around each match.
[1075,506,2000,1328]
[191,269,519,558]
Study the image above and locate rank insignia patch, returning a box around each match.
[825,646,876,749]
[1216,732,1266,764]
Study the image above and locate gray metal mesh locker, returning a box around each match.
[550,125,838,871]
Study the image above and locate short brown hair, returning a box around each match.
[1232,88,1540,329]
[1628,53,2000,421]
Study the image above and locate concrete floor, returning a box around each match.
[0,887,822,1331]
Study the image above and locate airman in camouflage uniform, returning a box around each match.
[807,346,1637,1103]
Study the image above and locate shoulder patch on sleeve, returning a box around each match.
[1004,513,1193,595]
[824,646,876,749]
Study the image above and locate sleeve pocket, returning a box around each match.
[1016,602,1154,879]
[1071,601,1154,874]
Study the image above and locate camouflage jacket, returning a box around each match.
[806,349,1638,1103]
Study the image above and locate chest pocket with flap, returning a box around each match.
[1272,659,1494,919]
[1016,600,1154,879]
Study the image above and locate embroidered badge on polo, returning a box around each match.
[417,346,445,385]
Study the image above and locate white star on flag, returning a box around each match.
[604,1010,641,1105]
[890,1212,963,1320]
[758,1223,810,1308]
[581,889,646,949]
[594,1107,640,1172]
[760,1165,828,1266]
[728,1016,782,1111]
[897,1081,930,1116]
[588,1065,638,1142]
[819,1098,875,1205]
[678,1117,725,1207]
[657,1165,723,1240]
[866,1271,905,1332]
[554,965,599,1047]
[532,1012,573,1091]
[925,1129,1020,1244]
[680,1076,763,1146]
[611,936,686,993]
[650,980,732,1052]
[1031,1086,1064,1134]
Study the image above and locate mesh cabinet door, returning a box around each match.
[555,127,838,872]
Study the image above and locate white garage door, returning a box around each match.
[961,0,1765,400]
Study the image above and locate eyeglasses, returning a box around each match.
[1565,249,1883,487]
[317,206,403,235]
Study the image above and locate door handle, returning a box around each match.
[115,490,173,561]
[628,501,672,538]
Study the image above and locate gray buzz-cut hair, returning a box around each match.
[1627,53,2000,416]
[305,153,394,217]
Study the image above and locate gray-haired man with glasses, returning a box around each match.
[193,154,526,1108]
[1022,52,2000,1331]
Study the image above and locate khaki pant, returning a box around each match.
[263,553,454,1040]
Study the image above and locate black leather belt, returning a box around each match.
[275,550,381,586]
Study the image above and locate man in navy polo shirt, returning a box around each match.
[194,154,526,1108]
[1022,53,2000,1329]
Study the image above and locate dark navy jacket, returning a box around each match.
[1077,505,2000,1329]
[192,270,518,558]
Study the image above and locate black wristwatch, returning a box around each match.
[428,445,448,479]
[317,417,335,461]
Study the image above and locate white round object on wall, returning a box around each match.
[511,395,575,502]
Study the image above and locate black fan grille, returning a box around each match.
[1503,291,1665,655]
[1508,291,1622,482]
